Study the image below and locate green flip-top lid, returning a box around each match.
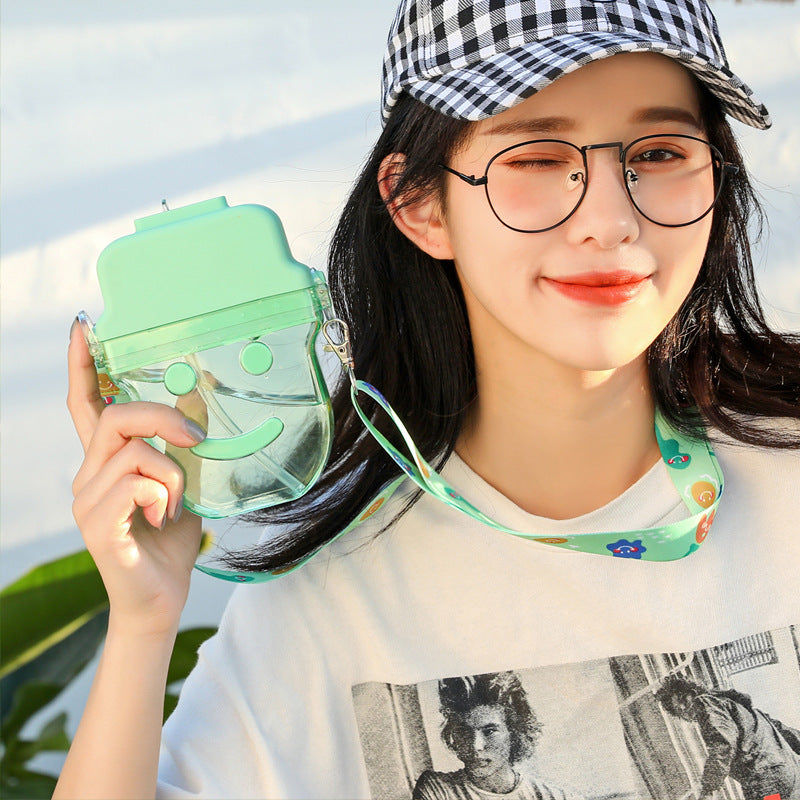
[92,197,330,373]
[95,197,317,340]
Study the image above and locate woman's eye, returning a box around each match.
[505,156,568,170]
[631,148,683,164]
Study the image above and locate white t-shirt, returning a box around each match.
[158,434,800,799]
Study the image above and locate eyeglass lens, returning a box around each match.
[484,135,722,232]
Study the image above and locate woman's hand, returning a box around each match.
[67,320,206,637]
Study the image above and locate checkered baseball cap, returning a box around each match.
[381,0,770,129]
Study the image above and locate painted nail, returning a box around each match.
[183,419,207,442]
[69,316,79,340]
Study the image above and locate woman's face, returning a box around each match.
[436,52,713,374]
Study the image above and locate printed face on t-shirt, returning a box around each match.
[449,704,515,786]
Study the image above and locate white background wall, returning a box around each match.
[1,0,798,774]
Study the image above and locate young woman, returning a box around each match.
[56,0,800,797]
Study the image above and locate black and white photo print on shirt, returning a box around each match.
[353,625,800,800]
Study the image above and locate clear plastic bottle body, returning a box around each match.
[110,321,332,518]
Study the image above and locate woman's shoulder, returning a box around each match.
[708,418,800,520]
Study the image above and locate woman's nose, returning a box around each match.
[564,148,640,249]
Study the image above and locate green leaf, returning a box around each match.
[163,626,215,722]
[165,627,216,687]
[0,550,108,680]
[0,766,58,800]
[3,711,70,765]
[1,606,109,727]
[1,551,219,775]
[30,711,70,753]
[163,692,179,723]
[1,683,63,744]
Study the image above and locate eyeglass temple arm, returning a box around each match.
[440,164,488,186]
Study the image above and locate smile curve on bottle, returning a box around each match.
[190,417,285,461]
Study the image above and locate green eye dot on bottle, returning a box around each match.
[164,361,198,396]
[240,341,273,376]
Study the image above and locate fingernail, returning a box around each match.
[172,499,183,523]
[183,419,207,442]
[69,316,79,340]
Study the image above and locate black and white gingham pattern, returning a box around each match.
[381,0,769,129]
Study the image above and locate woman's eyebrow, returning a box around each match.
[480,107,702,138]
[631,106,702,129]
[481,116,574,137]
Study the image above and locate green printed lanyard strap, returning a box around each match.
[195,320,723,583]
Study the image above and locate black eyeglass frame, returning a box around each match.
[440,134,739,234]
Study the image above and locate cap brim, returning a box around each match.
[394,31,769,129]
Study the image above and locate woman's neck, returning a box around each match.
[456,350,660,520]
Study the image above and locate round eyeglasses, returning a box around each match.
[441,134,738,233]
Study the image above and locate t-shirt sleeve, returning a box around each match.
[157,586,273,798]
[155,561,374,799]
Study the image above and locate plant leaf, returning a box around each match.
[3,711,70,766]
[163,692,179,723]
[1,609,109,726]
[0,683,63,744]
[163,627,215,722]
[0,766,58,800]
[32,711,71,753]
[0,550,108,680]
[165,627,216,687]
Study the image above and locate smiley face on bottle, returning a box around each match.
[163,340,283,461]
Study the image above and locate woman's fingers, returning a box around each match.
[65,325,207,639]
[74,438,186,529]
[84,473,172,539]
[73,401,206,496]
[67,316,207,540]
[67,317,106,452]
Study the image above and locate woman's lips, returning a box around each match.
[542,271,650,306]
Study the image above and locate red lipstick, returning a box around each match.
[543,271,650,306]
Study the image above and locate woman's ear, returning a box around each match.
[378,153,454,260]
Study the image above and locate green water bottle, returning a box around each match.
[80,196,333,518]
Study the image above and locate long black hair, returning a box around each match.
[233,88,800,574]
